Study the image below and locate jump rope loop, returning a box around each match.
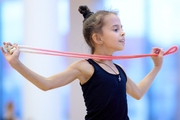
[3,45,178,60]
[163,45,178,56]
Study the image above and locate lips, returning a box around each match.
[119,39,125,42]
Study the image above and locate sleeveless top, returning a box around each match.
[80,59,129,120]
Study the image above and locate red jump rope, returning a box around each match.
[4,45,178,60]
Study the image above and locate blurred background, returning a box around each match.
[0,0,180,120]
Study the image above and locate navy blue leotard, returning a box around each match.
[80,59,129,120]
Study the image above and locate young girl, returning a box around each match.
[1,5,163,120]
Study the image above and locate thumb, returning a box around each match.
[158,48,164,57]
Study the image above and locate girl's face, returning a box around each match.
[98,14,125,54]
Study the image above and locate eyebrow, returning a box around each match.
[111,25,123,28]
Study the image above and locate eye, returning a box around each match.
[113,28,119,32]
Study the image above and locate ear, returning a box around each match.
[92,33,103,45]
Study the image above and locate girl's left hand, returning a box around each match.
[151,47,164,68]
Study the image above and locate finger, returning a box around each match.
[11,44,20,54]
[6,45,13,52]
[158,48,164,56]
[3,42,7,47]
[1,46,5,54]
[7,42,13,46]
[13,44,18,49]
[10,48,16,54]
[152,47,159,52]
[13,43,18,47]
[3,43,9,52]
[153,48,160,54]
[160,48,164,53]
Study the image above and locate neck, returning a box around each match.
[93,46,115,56]
[93,51,114,64]
[92,59,114,66]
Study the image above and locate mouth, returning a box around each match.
[119,39,125,43]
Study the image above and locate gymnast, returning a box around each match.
[1,5,175,120]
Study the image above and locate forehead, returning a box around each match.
[103,14,121,27]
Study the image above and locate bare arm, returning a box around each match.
[126,47,164,100]
[126,66,161,100]
[11,60,80,91]
[1,43,81,91]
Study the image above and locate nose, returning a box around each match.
[120,30,125,36]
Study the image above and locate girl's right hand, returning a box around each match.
[1,42,20,66]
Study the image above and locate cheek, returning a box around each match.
[101,32,118,44]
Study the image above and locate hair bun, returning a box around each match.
[78,5,94,20]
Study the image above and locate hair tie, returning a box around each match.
[83,11,94,19]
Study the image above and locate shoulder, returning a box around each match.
[70,59,92,70]
[115,63,125,71]
[70,59,94,76]
[70,59,94,84]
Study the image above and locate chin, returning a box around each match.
[118,46,125,51]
